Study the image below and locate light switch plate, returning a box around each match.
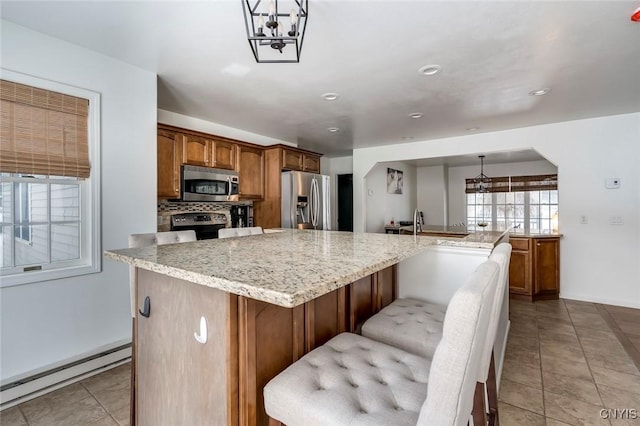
[610,216,624,225]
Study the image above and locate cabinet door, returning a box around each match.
[375,265,397,311]
[304,287,347,352]
[302,154,321,173]
[348,275,376,334]
[183,134,211,166]
[157,129,182,199]
[136,270,230,426]
[509,250,532,295]
[212,139,236,170]
[534,238,560,297]
[238,297,304,426]
[237,145,264,200]
[282,149,303,171]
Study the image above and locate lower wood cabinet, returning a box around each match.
[509,237,560,301]
[134,265,397,426]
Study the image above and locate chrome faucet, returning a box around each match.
[413,209,423,235]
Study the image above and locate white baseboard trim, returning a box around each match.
[496,320,510,393]
[1,343,131,410]
[560,293,640,309]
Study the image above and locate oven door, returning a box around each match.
[181,165,239,201]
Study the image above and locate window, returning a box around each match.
[0,71,101,287]
[465,174,558,233]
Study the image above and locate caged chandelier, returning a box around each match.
[242,0,308,63]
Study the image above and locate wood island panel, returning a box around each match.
[304,287,347,352]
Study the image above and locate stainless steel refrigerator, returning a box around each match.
[281,171,331,230]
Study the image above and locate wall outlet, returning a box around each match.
[580,215,588,224]
[605,178,621,189]
[610,216,624,225]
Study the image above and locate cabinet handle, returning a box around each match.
[194,316,207,344]
[139,296,151,318]
[536,243,541,247]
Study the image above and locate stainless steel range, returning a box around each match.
[170,212,228,240]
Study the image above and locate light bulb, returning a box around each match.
[277,21,284,36]
[257,14,264,28]
[269,0,275,16]
[290,9,298,25]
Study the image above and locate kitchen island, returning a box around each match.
[105,229,508,426]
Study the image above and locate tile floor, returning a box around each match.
[1,299,639,426]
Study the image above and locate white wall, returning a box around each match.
[157,109,292,147]
[354,113,640,308]
[447,160,557,225]
[322,156,353,230]
[365,162,416,233]
[416,165,448,226]
[1,21,157,381]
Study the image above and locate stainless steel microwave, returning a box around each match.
[181,165,239,202]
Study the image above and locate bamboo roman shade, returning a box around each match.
[0,79,90,178]
[465,174,557,193]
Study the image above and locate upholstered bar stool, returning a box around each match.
[218,226,263,238]
[263,260,500,426]
[361,243,512,425]
[127,230,197,425]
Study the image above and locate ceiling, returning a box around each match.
[2,1,639,157]
[406,149,547,168]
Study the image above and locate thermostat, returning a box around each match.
[605,178,621,189]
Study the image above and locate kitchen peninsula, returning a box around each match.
[105,229,508,426]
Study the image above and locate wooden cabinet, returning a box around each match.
[302,154,320,173]
[182,134,211,167]
[237,145,264,200]
[136,270,232,426]
[157,129,182,199]
[509,237,559,301]
[282,149,303,171]
[212,139,236,170]
[281,148,321,173]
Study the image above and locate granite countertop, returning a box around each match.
[105,229,506,308]
[398,224,470,236]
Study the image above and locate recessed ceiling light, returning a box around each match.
[321,93,339,101]
[529,88,551,96]
[418,65,441,76]
[409,112,424,119]
[466,127,479,131]
[327,127,339,132]
[402,136,414,140]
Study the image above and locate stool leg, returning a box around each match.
[487,351,499,426]
[472,381,488,426]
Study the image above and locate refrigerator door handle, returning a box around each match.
[309,178,316,227]
[312,178,319,228]
[290,175,296,228]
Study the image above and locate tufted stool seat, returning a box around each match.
[264,332,430,426]
[218,226,263,239]
[264,260,501,426]
[361,298,446,359]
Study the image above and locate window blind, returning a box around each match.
[0,79,90,178]
[465,174,557,193]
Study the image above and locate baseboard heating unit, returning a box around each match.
[0,342,131,410]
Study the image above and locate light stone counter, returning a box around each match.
[105,229,506,308]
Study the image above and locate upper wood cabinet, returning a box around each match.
[157,129,182,199]
[212,139,236,170]
[281,148,321,173]
[282,149,303,170]
[182,135,211,167]
[302,154,320,173]
[237,145,264,200]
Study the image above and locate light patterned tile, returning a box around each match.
[21,395,107,426]
[497,402,545,426]
[501,358,542,389]
[541,354,593,381]
[591,366,640,395]
[544,391,608,426]
[597,384,640,426]
[545,418,575,426]
[569,311,611,332]
[615,320,640,337]
[585,350,640,376]
[88,416,119,426]
[540,339,587,364]
[541,370,602,405]
[505,346,541,369]
[507,335,539,351]
[499,378,544,415]
[0,406,27,426]
[82,366,131,415]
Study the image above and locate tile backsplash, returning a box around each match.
[157,200,253,231]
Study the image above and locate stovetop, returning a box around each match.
[171,212,227,227]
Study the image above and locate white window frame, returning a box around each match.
[0,69,101,287]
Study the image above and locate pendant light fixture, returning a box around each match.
[473,155,491,193]
[242,0,308,63]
